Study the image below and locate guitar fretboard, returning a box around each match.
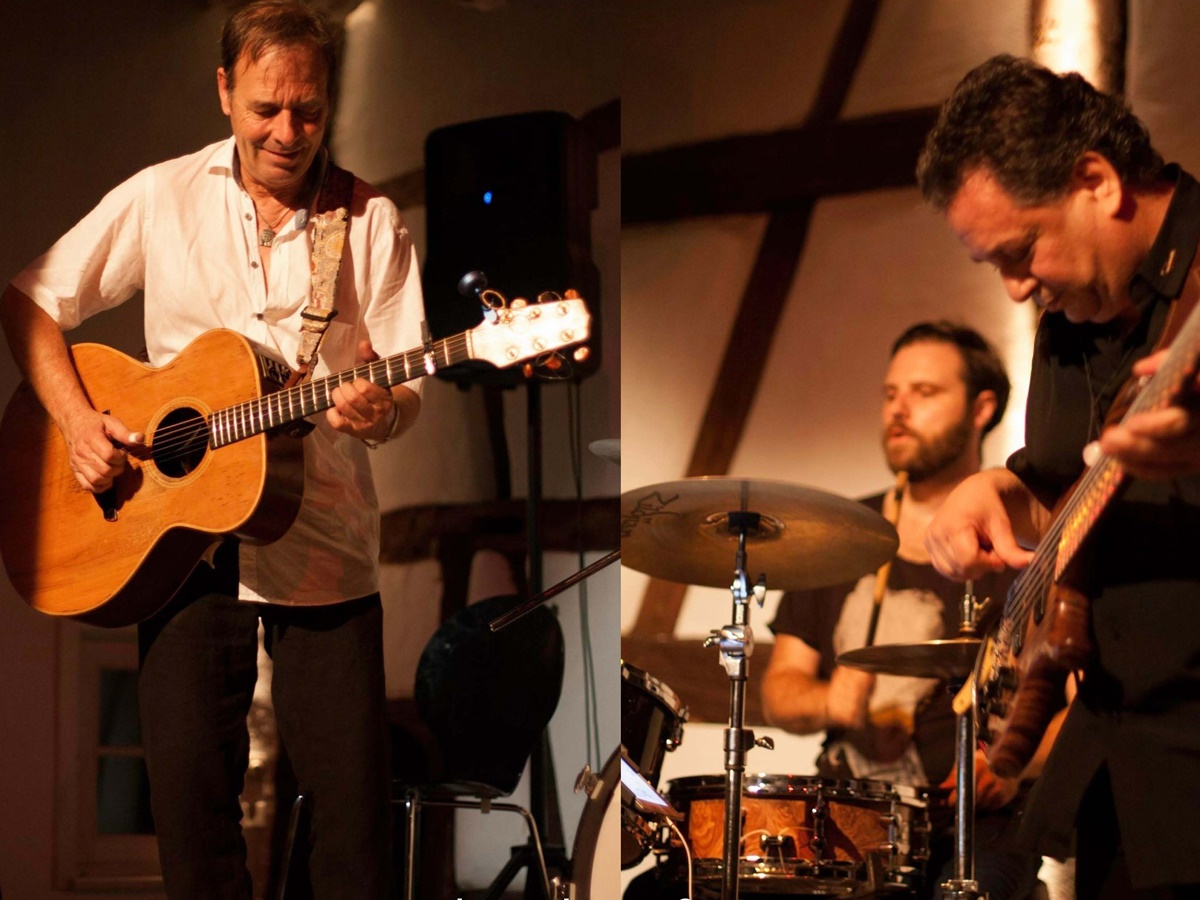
[208,332,472,448]
[1000,296,1200,641]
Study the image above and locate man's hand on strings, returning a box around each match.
[62,406,143,493]
[326,340,397,442]
[1097,349,1200,478]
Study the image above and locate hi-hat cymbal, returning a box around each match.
[620,477,898,591]
[837,638,982,679]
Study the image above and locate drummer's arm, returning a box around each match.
[762,634,874,733]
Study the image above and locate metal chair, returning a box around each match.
[396,594,565,899]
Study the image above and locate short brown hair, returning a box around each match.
[891,320,1010,438]
[220,0,340,101]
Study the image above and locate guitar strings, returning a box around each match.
[137,333,475,467]
[991,328,1196,653]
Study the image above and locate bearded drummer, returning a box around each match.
[762,321,1050,899]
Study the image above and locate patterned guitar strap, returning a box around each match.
[288,153,355,389]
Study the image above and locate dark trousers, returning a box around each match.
[931,810,1043,900]
[1076,766,1200,900]
[137,545,391,899]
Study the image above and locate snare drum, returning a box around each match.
[665,774,932,895]
[620,662,688,868]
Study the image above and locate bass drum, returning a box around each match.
[564,747,622,900]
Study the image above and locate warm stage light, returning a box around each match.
[1031,0,1125,91]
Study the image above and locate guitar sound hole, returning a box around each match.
[151,407,209,478]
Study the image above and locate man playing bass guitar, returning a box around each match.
[919,55,1200,898]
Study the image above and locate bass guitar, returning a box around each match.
[0,294,590,627]
[967,294,1200,778]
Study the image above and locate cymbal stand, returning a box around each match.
[942,580,987,900]
[702,512,774,900]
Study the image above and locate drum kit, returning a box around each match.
[619,476,993,900]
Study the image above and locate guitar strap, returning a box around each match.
[292,154,355,385]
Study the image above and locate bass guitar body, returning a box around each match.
[974,581,1093,778]
[0,329,304,627]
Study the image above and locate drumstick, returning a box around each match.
[864,470,908,647]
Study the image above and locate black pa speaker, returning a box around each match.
[422,111,600,384]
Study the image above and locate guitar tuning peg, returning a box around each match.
[573,347,590,363]
[511,298,528,309]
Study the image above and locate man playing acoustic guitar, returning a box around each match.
[919,55,1200,898]
[0,2,420,896]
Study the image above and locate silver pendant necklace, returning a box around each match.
[258,207,293,247]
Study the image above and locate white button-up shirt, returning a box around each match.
[14,137,425,606]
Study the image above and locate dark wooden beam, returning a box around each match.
[632,204,815,635]
[809,0,883,123]
[622,107,939,224]
[686,204,815,475]
[631,0,898,638]
[379,497,618,564]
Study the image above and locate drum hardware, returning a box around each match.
[621,477,898,900]
[942,580,988,900]
[703,510,778,900]
[838,581,990,900]
[487,548,620,633]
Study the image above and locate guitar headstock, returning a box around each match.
[467,292,592,376]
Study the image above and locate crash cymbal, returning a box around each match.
[837,638,982,679]
[620,477,898,591]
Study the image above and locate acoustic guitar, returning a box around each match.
[0,295,590,627]
[965,294,1200,778]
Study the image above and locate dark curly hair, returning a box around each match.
[917,55,1163,210]
[890,320,1011,437]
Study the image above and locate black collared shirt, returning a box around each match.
[1009,165,1200,508]
[1007,166,1200,884]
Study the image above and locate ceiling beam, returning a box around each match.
[622,106,939,224]
[631,0,895,636]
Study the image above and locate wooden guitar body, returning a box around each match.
[0,294,591,626]
[975,581,1093,778]
[0,329,304,627]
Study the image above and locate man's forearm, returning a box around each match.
[762,669,831,734]
[989,466,1052,547]
[1,284,91,429]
